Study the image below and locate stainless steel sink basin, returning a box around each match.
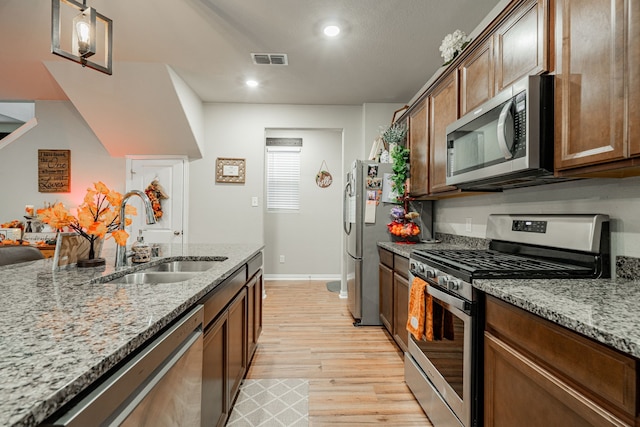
[107,272,198,284]
[144,258,227,272]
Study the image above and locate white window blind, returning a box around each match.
[266,147,301,211]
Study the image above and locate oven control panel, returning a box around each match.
[512,219,547,233]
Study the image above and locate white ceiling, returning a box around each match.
[0,0,501,155]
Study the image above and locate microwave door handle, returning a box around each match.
[497,100,514,159]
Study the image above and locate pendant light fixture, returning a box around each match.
[51,0,113,75]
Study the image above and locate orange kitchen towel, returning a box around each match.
[407,277,433,341]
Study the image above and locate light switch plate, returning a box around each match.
[251,196,258,207]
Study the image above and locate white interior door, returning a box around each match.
[126,158,186,246]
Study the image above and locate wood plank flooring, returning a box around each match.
[245,280,432,426]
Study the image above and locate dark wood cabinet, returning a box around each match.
[200,253,263,427]
[379,263,393,332]
[459,37,494,116]
[247,269,263,362]
[392,269,409,353]
[202,311,228,427]
[554,0,628,172]
[494,0,547,92]
[408,100,429,197]
[484,296,637,426]
[429,73,458,194]
[378,248,409,352]
[227,288,247,405]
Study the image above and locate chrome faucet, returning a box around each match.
[115,190,157,268]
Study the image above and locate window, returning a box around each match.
[266,146,301,211]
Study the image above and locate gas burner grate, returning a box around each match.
[413,249,593,279]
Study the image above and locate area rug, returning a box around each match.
[326,280,340,293]
[226,379,309,427]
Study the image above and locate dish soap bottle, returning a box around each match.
[131,230,151,263]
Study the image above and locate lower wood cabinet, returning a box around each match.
[227,288,247,404]
[379,262,393,332]
[392,270,409,353]
[247,270,263,362]
[378,247,409,353]
[485,295,637,426]
[202,309,228,427]
[200,254,263,427]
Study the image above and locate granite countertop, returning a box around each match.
[474,277,640,359]
[378,239,640,360]
[0,243,263,427]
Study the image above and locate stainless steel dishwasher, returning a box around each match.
[44,305,204,427]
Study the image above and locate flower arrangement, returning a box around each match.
[382,122,407,146]
[387,206,420,242]
[439,29,471,65]
[38,182,136,260]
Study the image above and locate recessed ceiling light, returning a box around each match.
[246,80,259,87]
[323,25,340,37]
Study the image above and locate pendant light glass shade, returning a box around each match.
[51,0,112,75]
[72,7,95,58]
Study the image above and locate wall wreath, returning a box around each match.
[316,160,333,188]
[145,178,169,220]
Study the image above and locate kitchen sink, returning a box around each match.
[106,272,199,285]
[143,258,227,272]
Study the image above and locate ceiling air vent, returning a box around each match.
[251,53,288,65]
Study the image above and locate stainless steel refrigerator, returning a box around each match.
[343,160,394,326]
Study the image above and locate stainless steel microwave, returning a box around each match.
[445,75,558,191]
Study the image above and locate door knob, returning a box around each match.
[174,231,181,236]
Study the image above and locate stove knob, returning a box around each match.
[417,264,425,274]
[424,267,436,278]
[448,278,460,291]
[410,262,417,271]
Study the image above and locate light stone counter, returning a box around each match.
[0,243,263,427]
[474,277,640,359]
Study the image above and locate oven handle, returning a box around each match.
[426,284,469,314]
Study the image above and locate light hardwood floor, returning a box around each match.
[245,280,432,426]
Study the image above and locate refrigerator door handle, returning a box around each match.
[343,182,352,235]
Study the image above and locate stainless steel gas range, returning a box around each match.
[405,214,610,427]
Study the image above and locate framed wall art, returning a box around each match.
[38,149,71,193]
[216,158,246,183]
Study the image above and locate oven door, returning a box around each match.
[407,277,473,427]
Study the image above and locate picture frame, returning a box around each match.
[52,232,103,271]
[0,228,22,243]
[216,157,246,183]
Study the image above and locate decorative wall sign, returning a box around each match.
[216,158,246,183]
[315,160,333,188]
[38,149,70,193]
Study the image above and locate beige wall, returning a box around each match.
[0,100,125,249]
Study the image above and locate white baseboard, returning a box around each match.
[263,274,341,281]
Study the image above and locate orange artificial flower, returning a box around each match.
[37,182,137,247]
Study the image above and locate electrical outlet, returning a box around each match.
[465,217,472,232]
[251,196,258,207]
[279,255,285,263]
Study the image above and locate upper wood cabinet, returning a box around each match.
[459,37,495,116]
[459,0,547,117]
[429,73,458,194]
[494,0,548,92]
[408,100,429,197]
[554,0,627,171]
[628,0,640,157]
